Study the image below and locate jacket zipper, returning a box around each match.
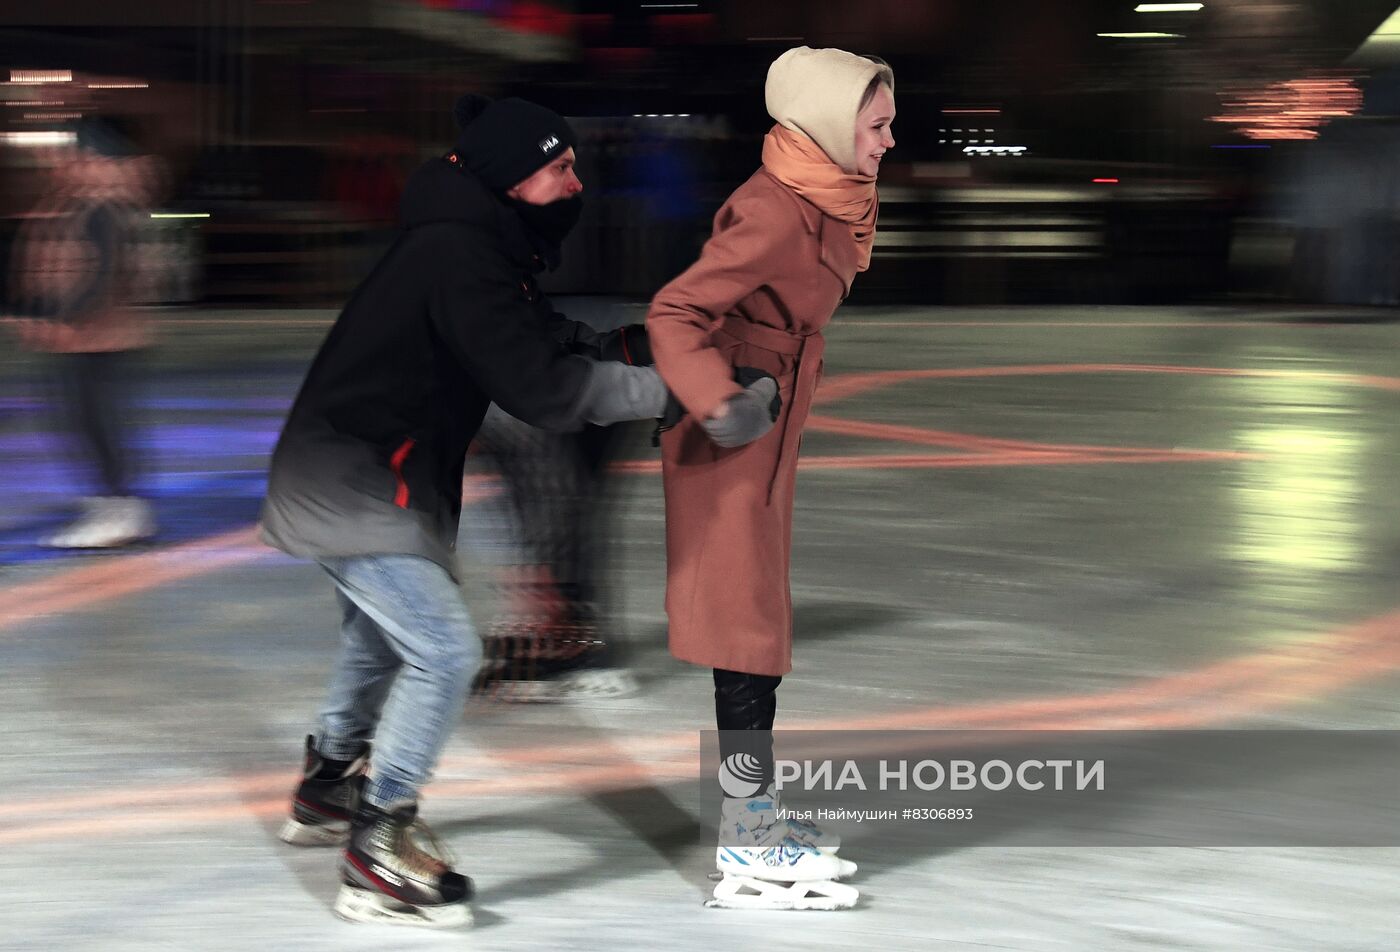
[389,438,416,508]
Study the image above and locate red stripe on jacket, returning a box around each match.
[390,438,415,508]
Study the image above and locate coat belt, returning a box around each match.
[716,314,807,355]
[715,316,825,504]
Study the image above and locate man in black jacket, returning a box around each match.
[261,95,666,929]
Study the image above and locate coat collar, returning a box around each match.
[757,167,823,235]
[756,167,858,298]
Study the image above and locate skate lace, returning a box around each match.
[398,818,455,879]
[785,817,819,845]
[772,840,811,865]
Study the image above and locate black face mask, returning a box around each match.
[505,195,582,271]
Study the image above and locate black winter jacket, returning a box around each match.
[260,158,640,575]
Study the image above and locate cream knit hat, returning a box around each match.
[764,47,894,173]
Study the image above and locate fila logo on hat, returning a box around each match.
[538,134,561,153]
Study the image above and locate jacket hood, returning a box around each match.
[399,157,546,269]
[400,157,498,229]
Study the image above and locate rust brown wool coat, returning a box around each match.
[646,167,863,677]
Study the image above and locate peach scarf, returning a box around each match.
[760,123,878,271]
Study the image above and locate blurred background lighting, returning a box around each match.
[0,130,77,145]
[8,69,72,84]
[1211,75,1362,141]
[1347,5,1400,65]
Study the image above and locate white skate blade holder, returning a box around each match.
[487,669,639,704]
[334,884,473,929]
[706,874,859,911]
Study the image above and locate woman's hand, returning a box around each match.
[701,375,781,448]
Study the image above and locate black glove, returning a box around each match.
[598,324,652,366]
[652,390,685,447]
[701,374,781,448]
[732,366,782,422]
[552,319,653,366]
[659,391,686,429]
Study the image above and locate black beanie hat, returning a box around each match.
[452,94,577,193]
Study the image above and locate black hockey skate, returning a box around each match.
[279,735,368,847]
[335,800,473,929]
[471,613,637,703]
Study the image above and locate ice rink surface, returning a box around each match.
[2,303,1398,951]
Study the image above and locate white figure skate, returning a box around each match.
[784,812,841,853]
[705,793,858,911]
[764,785,841,853]
[42,496,155,548]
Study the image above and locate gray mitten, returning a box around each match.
[701,375,781,448]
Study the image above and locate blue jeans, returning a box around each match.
[313,555,482,809]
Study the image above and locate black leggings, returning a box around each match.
[714,667,782,794]
[52,351,139,498]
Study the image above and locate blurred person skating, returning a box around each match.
[646,47,895,911]
[261,94,669,929]
[3,119,158,548]
[470,360,649,703]
[470,289,765,705]
[469,124,703,704]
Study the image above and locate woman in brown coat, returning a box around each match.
[646,47,895,908]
